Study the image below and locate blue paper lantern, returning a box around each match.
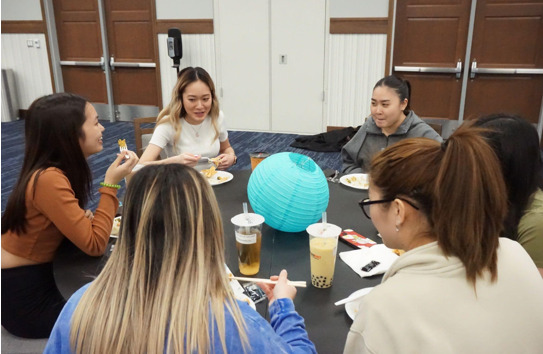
[247,152,329,232]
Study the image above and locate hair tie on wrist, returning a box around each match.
[100,182,121,190]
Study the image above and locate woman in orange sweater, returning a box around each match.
[1,93,138,338]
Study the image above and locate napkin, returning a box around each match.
[339,244,399,278]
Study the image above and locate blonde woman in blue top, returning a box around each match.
[44,164,316,354]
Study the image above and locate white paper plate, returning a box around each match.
[345,287,374,320]
[203,171,234,186]
[340,174,369,190]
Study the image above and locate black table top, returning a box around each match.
[54,169,383,353]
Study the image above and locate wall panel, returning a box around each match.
[327,34,387,128]
[157,33,215,108]
[1,33,53,109]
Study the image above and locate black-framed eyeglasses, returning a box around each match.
[358,197,420,219]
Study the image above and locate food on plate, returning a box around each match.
[346,176,357,184]
[209,156,222,167]
[217,176,229,181]
[111,217,121,236]
[202,166,217,178]
[345,175,369,189]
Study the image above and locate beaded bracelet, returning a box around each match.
[100,182,121,190]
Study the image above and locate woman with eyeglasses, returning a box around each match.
[139,66,237,170]
[344,125,543,353]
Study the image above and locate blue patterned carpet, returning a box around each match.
[1,120,341,212]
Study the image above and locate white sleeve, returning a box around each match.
[149,121,175,149]
[218,111,229,142]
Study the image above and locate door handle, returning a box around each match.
[60,57,105,70]
[109,57,156,71]
[470,59,543,79]
[394,60,462,79]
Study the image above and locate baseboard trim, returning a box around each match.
[327,125,349,132]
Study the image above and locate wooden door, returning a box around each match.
[394,0,543,125]
[464,0,543,123]
[53,0,160,120]
[53,0,107,103]
[392,0,472,120]
[105,0,159,107]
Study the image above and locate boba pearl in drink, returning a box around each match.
[231,213,265,276]
[307,223,342,288]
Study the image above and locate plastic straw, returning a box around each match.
[243,202,251,231]
[321,211,327,234]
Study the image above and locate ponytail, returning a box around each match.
[370,125,507,286]
[433,127,507,285]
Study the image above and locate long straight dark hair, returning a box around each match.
[1,93,92,235]
[473,114,543,240]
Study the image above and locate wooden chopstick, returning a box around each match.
[230,275,307,288]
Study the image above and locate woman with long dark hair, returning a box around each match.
[1,93,138,338]
[473,114,543,276]
[44,164,316,353]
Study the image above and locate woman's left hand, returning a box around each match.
[216,154,236,170]
[257,269,297,306]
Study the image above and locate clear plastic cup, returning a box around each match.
[249,152,270,171]
[231,213,265,275]
[306,223,342,288]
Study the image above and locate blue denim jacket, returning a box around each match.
[44,283,317,353]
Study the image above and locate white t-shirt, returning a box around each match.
[149,111,228,170]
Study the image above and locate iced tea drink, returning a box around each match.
[231,213,265,276]
[249,152,270,170]
[236,228,262,275]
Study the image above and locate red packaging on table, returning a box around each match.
[339,229,377,249]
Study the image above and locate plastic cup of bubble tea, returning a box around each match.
[249,152,270,171]
[231,213,265,275]
[307,223,342,288]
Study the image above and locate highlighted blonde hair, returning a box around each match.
[69,164,248,353]
[156,67,220,148]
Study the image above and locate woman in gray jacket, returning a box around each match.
[342,75,442,173]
